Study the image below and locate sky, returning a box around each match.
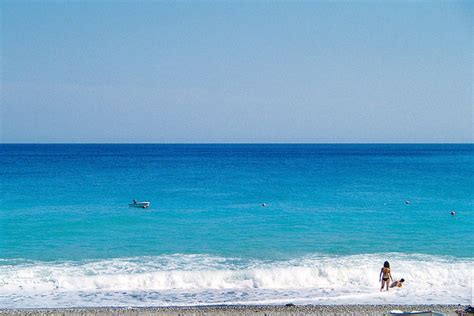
[1,1,472,143]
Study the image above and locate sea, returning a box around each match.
[0,144,472,308]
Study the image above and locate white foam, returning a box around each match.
[0,253,471,307]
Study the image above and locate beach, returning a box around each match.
[3,0,473,312]
[0,305,464,316]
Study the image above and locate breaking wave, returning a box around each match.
[0,253,472,307]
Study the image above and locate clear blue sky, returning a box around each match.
[1,1,472,143]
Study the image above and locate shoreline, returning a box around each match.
[0,305,464,316]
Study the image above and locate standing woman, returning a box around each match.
[379,261,393,291]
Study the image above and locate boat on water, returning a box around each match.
[129,200,150,208]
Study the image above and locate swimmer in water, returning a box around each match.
[390,278,405,288]
[379,261,393,291]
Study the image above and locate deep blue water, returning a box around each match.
[1,144,472,261]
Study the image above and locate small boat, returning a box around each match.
[129,201,150,208]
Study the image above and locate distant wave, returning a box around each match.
[0,253,472,307]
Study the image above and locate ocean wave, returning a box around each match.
[0,253,472,307]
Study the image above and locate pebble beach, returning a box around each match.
[0,305,464,316]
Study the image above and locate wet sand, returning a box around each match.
[0,304,463,316]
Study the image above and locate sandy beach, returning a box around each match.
[0,305,464,316]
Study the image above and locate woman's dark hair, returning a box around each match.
[400,278,405,282]
[384,261,390,268]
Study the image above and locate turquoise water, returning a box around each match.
[0,144,472,306]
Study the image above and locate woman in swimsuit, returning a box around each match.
[379,261,393,291]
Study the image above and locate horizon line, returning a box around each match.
[1,142,473,145]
